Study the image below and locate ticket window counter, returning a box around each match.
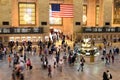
[32,37,36,42]
[27,37,31,42]
[45,36,49,41]
[21,37,26,42]
[15,37,21,42]
[27,36,42,42]
[38,37,42,42]
[9,37,14,41]
[31,36,42,42]
[9,36,43,43]
[9,37,21,42]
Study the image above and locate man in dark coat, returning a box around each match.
[103,71,109,80]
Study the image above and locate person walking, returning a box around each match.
[8,55,12,67]
[59,59,63,72]
[105,55,109,66]
[48,65,52,78]
[103,71,108,80]
[106,70,112,80]
[103,70,112,80]
[26,58,31,70]
[78,57,85,72]
[77,60,84,72]
[53,57,56,68]
[11,70,16,80]
[111,54,114,64]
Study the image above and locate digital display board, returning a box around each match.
[82,27,120,33]
[0,27,43,34]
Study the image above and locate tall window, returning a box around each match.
[96,5,100,26]
[113,0,120,24]
[19,3,36,26]
[83,5,87,26]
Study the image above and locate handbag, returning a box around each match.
[29,65,33,70]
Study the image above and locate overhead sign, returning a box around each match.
[0,27,43,34]
[82,27,120,33]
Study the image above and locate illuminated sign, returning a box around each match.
[0,27,43,34]
[82,27,120,33]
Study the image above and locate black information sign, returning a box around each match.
[0,27,43,34]
[82,27,120,33]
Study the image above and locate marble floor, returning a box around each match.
[0,54,120,80]
[0,41,120,80]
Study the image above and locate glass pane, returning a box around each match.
[19,3,36,25]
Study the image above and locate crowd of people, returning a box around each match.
[101,39,120,67]
[0,36,119,80]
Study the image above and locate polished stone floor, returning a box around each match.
[0,41,120,80]
[0,53,120,80]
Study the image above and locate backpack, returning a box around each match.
[13,58,17,64]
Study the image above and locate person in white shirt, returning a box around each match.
[106,70,112,80]
[59,59,63,72]
[19,55,24,63]
[53,57,56,68]
[19,61,25,71]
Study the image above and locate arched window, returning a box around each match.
[113,0,120,24]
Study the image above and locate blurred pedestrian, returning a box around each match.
[48,65,52,78]
[8,55,12,67]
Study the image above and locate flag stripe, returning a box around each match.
[51,4,73,18]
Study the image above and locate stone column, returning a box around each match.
[87,0,96,26]
[73,0,83,40]
[11,0,18,27]
[38,0,49,37]
[103,0,112,26]
[0,0,12,26]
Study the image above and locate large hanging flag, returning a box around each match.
[51,4,74,18]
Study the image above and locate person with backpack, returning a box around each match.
[103,70,112,80]
[103,71,108,80]
[106,70,112,80]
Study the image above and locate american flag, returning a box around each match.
[50,4,74,18]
